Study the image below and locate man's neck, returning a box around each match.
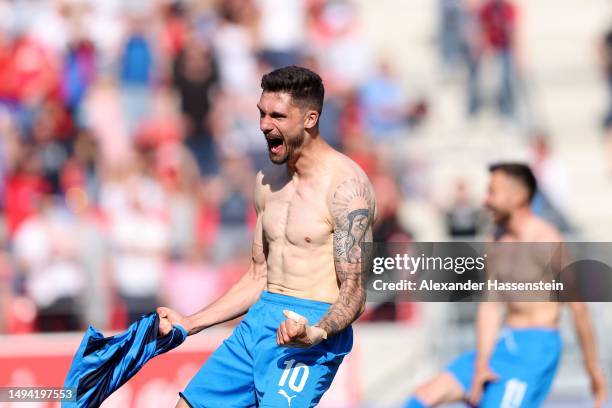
[286,134,328,179]
[505,207,533,236]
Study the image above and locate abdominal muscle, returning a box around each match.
[505,301,562,329]
[266,240,340,304]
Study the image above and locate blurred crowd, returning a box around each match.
[0,0,579,333]
[0,0,428,333]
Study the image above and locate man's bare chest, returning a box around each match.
[262,184,332,246]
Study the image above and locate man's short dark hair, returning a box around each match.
[489,162,538,202]
[261,66,324,114]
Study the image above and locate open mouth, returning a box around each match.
[266,136,284,155]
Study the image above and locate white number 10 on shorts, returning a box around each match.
[278,359,310,392]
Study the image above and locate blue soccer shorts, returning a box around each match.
[180,291,353,407]
[446,327,562,408]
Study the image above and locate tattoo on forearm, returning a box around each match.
[318,178,374,336]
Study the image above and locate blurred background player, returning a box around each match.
[405,163,607,408]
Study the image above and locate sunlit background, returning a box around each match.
[0,0,611,406]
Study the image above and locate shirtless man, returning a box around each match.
[405,163,607,407]
[157,66,376,408]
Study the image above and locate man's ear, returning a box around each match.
[513,186,529,208]
[304,110,319,130]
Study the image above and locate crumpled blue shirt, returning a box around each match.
[63,313,187,407]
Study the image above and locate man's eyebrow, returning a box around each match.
[257,105,287,118]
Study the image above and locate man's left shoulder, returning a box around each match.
[327,151,372,187]
[326,154,375,220]
[530,216,564,242]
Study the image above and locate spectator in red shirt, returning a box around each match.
[10,34,60,108]
[479,0,515,52]
[466,0,518,120]
[0,27,16,104]
[3,144,50,237]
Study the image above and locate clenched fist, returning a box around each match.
[276,310,327,348]
[156,307,191,337]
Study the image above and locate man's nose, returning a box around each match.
[260,117,273,133]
